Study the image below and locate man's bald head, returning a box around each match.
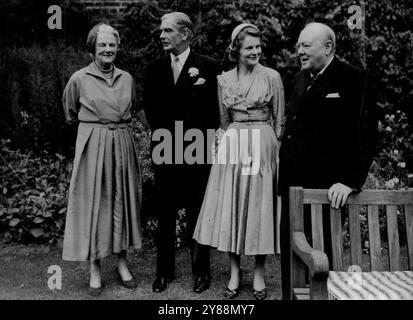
[296,22,336,73]
[302,22,336,51]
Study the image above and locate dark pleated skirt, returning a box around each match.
[63,123,142,261]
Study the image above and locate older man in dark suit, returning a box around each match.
[143,12,220,293]
[278,22,378,299]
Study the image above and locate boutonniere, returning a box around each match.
[188,67,199,77]
[194,77,206,85]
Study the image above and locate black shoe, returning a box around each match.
[152,276,174,293]
[116,268,138,289]
[224,271,243,299]
[193,274,210,293]
[87,281,105,297]
[253,287,267,300]
[224,286,240,299]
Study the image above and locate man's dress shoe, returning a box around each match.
[152,277,174,293]
[193,274,210,293]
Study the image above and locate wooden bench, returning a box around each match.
[289,187,413,300]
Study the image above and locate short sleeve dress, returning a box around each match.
[193,63,285,255]
[62,62,143,261]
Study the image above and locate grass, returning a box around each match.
[0,242,282,300]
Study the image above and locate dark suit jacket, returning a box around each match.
[143,51,220,166]
[279,57,378,193]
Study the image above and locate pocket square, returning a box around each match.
[194,77,206,85]
[326,92,340,98]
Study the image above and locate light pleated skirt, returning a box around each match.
[63,123,142,261]
[193,122,280,255]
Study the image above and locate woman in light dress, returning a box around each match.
[62,23,143,296]
[193,23,285,300]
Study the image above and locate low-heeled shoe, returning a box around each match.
[253,287,267,300]
[88,281,105,297]
[224,286,240,299]
[223,271,243,299]
[116,269,138,289]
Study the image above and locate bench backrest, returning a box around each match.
[289,187,413,272]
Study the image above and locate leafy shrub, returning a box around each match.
[0,136,192,246]
[0,139,71,243]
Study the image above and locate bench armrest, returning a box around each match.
[292,231,330,280]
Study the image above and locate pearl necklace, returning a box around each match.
[94,61,114,80]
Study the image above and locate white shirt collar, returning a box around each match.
[171,47,191,66]
[312,55,334,78]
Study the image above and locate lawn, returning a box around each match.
[0,242,282,300]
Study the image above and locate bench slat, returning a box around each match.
[368,205,382,271]
[293,288,310,300]
[303,189,413,205]
[289,188,413,300]
[330,207,344,271]
[290,188,306,297]
[405,205,413,271]
[311,204,324,251]
[386,205,401,271]
[349,205,362,268]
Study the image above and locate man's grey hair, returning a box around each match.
[161,12,194,41]
[303,22,336,52]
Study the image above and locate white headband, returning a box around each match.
[229,23,259,50]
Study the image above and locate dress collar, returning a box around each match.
[86,61,123,81]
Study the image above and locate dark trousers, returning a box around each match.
[154,164,210,279]
[280,191,347,299]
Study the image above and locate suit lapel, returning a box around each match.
[290,71,307,115]
[292,57,340,115]
[306,57,339,103]
[159,55,175,88]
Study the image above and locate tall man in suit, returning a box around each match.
[278,22,378,299]
[143,12,220,293]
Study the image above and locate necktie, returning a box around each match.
[171,56,180,84]
[306,73,319,91]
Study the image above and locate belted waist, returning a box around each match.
[79,119,131,130]
[233,120,270,125]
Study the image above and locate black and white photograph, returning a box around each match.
[0,0,412,311]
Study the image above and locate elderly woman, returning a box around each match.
[62,23,143,296]
[193,23,285,300]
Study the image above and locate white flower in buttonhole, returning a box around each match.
[188,67,199,77]
[398,162,406,168]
